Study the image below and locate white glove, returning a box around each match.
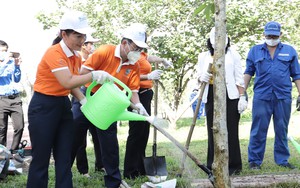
[147,70,163,80]
[238,96,248,114]
[133,103,149,116]
[79,97,87,105]
[199,72,212,83]
[162,59,173,69]
[91,70,113,84]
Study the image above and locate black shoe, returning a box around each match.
[278,163,296,169]
[249,162,261,170]
[95,167,106,173]
[229,169,241,176]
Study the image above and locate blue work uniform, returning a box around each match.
[245,42,300,166]
[0,59,24,150]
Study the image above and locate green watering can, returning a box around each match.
[81,76,153,130]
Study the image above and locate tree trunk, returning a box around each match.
[212,0,232,187]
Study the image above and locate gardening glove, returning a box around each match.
[238,95,248,114]
[133,103,149,116]
[91,70,113,84]
[296,95,300,111]
[147,70,163,80]
[162,59,174,69]
[79,97,87,106]
[198,72,212,83]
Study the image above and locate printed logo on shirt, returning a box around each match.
[125,69,131,75]
[278,53,289,57]
[58,59,65,66]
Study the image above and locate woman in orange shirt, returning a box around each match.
[26,10,112,188]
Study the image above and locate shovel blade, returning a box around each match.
[143,156,168,176]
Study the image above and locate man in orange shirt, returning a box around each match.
[74,24,148,187]
[72,35,103,178]
[122,24,173,179]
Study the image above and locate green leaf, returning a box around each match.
[193,3,207,16]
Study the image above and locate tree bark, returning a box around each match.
[212,0,232,187]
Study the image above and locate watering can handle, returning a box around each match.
[111,77,132,100]
[86,76,132,100]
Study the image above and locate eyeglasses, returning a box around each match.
[265,35,279,39]
[129,43,143,52]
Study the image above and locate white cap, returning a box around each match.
[121,23,148,48]
[85,34,100,43]
[59,10,94,35]
[209,27,228,47]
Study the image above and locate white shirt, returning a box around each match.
[196,48,245,103]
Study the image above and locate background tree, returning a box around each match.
[212,0,231,187]
[35,0,300,127]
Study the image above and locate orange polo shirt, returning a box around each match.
[138,52,153,89]
[82,44,140,93]
[34,41,82,96]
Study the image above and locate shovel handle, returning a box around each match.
[178,63,213,176]
[153,62,159,147]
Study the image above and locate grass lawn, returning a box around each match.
[1,111,300,187]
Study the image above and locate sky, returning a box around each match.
[0,0,58,83]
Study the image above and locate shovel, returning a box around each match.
[131,109,214,186]
[143,62,168,183]
[178,63,212,177]
[288,136,300,154]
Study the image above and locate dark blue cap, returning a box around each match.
[264,21,281,36]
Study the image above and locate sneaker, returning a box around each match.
[278,163,296,169]
[13,153,24,163]
[229,169,241,176]
[95,167,106,174]
[119,180,130,188]
[8,161,16,172]
[82,173,91,178]
[249,162,261,170]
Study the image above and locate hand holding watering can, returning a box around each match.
[91,70,114,84]
[79,70,113,106]
[132,103,149,116]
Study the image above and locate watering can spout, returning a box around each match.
[117,111,148,122]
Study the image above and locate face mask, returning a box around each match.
[90,45,95,54]
[127,51,141,64]
[265,38,280,46]
[0,51,8,62]
[125,43,141,64]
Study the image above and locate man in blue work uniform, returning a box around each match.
[244,21,300,170]
[0,40,24,151]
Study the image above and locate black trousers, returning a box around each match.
[27,92,73,188]
[205,85,242,174]
[71,88,102,175]
[74,119,102,174]
[97,122,121,188]
[0,95,24,150]
[123,88,153,179]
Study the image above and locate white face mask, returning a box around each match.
[0,51,8,62]
[265,38,280,47]
[127,51,141,64]
[125,43,141,64]
[90,45,95,54]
